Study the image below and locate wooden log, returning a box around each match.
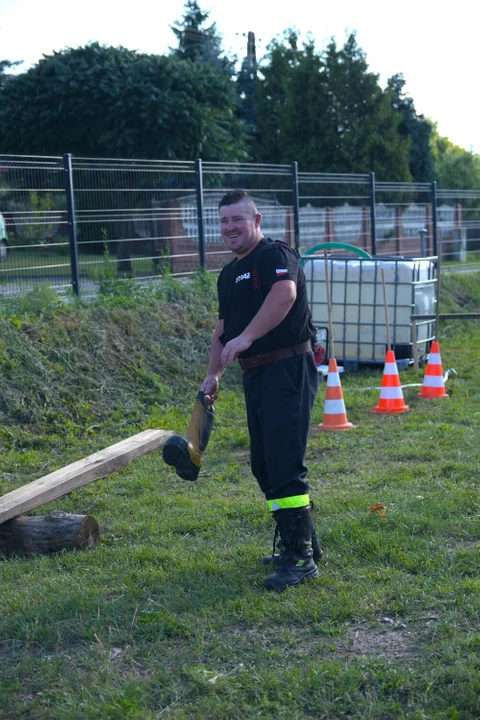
[0,428,172,525]
[0,511,100,557]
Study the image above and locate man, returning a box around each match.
[201,190,321,591]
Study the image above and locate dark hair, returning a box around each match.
[218,190,258,215]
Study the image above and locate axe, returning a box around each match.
[162,390,215,481]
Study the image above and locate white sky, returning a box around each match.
[1,0,479,153]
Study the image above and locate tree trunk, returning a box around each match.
[0,511,100,557]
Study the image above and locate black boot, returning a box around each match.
[262,503,323,564]
[264,506,320,591]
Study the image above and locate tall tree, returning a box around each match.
[253,32,303,164]
[170,0,234,77]
[0,43,246,161]
[253,33,411,180]
[320,35,410,179]
[387,73,434,182]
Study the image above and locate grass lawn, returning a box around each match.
[0,249,168,281]
[0,273,479,718]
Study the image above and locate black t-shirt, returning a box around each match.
[217,238,316,358]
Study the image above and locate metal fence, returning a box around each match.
[0,153,477,298]
[436,188,480,262]
[70,156,199,293]
[0,155,70,296]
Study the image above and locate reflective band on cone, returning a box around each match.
[317,358,355,431]
[372,350,409,414]
[418,340,449,399]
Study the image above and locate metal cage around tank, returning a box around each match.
[302,253,438,369]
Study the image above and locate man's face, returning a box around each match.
[219,199,261,258]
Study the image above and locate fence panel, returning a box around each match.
[297,173,372,253]
[437,188,480,264]
[374,182,434,258]
[0,155,69,297]
[70,157,197,290]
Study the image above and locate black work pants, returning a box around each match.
[242,351,319,501]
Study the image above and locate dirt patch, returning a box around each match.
[447,540,480,552]
[230,449,250,463]
[332,622,420,661]
[219,621,422,663]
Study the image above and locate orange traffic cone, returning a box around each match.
[372,350,409,414]
[317,358,355,431]
[418,340,449,399]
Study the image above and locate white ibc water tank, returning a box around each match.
[303,257,436,364]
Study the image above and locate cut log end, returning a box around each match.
[76,515,100,550]
[0,512,100,557]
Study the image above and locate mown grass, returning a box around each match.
[0,271,479,719]
[0,249,171,285]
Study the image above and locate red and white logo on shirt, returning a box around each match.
[276,268,288,276]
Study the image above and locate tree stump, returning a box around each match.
[0,511,100,557]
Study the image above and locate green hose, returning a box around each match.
[300,242,372,266]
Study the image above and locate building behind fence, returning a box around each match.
[0,154,478,298]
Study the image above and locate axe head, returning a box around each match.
[162,391,215,481]
[162,435,200,481]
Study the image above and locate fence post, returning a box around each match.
[431,180,438,257]
[291,161,300,253]
[369,171,377,256]
[195,158,206,269]
[63,153,80,296]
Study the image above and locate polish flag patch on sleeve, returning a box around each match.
[276,268,288,276]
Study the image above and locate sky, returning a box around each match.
[1,0,479,153]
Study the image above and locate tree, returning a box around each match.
[431,126,480,189]
[0,43,246,161]
[0,59,22,89]
[319,35,410,180]
[253,33,411,180]
[253,32,304,165]
[170,0,235,77]
[387,73,434,182]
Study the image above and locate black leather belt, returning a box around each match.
[238,340,312,372]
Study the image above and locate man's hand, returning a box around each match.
[221,334,252,367]
[221,281,296,368]
[200,373,220,403]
